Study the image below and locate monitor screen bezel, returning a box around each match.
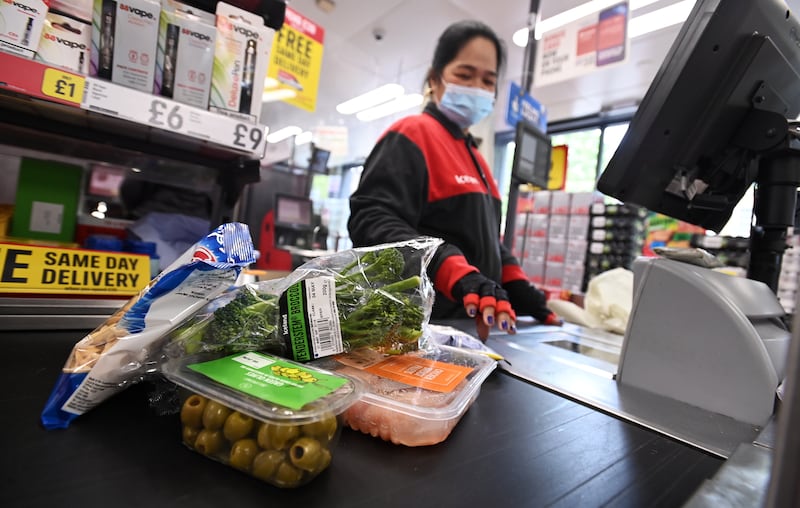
[309,144,331,175]
[596,0,800,232]
[273,193,313,230]
[511,120,553,188]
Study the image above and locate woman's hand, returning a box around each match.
[503,279,563,326]
[452,272,516,341]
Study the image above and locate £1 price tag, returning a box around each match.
[41,68,85,105]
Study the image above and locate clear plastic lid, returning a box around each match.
[311,345,497,421]
[162,352,362,425]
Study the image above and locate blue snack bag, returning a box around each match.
[41,223,256,430]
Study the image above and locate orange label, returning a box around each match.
[364,355,472,393]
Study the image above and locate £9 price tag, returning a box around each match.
[41,68,85,105]
[232,123,267,154]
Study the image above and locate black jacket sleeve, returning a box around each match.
[348,131,429,246]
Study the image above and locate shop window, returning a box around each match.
[550,128,601,192]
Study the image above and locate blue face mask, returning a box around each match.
[437,80,495,129]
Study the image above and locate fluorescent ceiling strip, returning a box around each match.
[262,89,298,102]
[336,83,404,115]
[356,93,424,122]
[263,77,280,89]
[267,125,302,143]
[295,131,313,145]
[627,0,695,38]
[513,0,686,45]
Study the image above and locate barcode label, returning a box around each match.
[304,277,344,358]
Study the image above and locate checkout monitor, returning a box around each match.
[309,144,332,174]
[274,193,313,230]
[597,0,800,233]
[511,119,552,188]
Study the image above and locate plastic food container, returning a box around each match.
[162,351,361,488]
[311,345,496,446]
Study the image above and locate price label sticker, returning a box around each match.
[41,68,85,105]
[82,77,266,155]
[147,98,185,130]
[232,123,267,154]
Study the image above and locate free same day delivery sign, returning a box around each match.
[0,242,150,296]
[265,6,325,112]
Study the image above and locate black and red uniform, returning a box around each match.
[348,101,529,319]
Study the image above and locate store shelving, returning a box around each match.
[0,51,268,329]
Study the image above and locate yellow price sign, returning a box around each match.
[41,68,85,105]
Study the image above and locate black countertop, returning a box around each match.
[1,330,722,508]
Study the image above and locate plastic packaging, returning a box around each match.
[162,351,360,488]
[166,237,442,362]
[41,222,256,429]
[311,344,497,446]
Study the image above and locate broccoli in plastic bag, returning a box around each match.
[167,237,442,361]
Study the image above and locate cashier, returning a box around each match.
[348,20,561,340]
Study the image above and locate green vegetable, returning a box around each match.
[171,246,425,357]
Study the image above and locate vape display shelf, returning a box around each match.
[0,50,267,329]
[0,51,267,158]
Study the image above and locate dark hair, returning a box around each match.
[426,20,506,85]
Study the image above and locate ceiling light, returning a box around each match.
[356,93,424,122]
[513,0,681,46]
[262,89,298,103]
[336,83,404,115]
[628,0,695,38]
[295,131,313,145]
[267,125,303,143]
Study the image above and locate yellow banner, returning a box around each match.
[549,144,568,190]
[0,242,150,296]
[265,6,324,112]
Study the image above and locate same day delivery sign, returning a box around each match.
[266,6,325,112]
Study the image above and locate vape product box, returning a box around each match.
[209,2,272,122]
[91,0,160,92]
[36,11,90,73]
[154,0,215,108]
[49,0,92,21]
[0,0,49,58]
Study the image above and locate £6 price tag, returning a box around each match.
[148,99,185,130]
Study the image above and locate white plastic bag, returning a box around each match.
[546,267,633,334]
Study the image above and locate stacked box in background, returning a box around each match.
[521,190,551,286]
[510,190,600,293]
[584,203,647,289]
[544,192,568,289]
[778,232,800,314]
[563,193,592,293]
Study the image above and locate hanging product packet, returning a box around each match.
[164,237,442,363]
[41,222,256,430]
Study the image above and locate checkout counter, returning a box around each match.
[5,254,795,506]
[2,325,722,507]
[257,193,333,271]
